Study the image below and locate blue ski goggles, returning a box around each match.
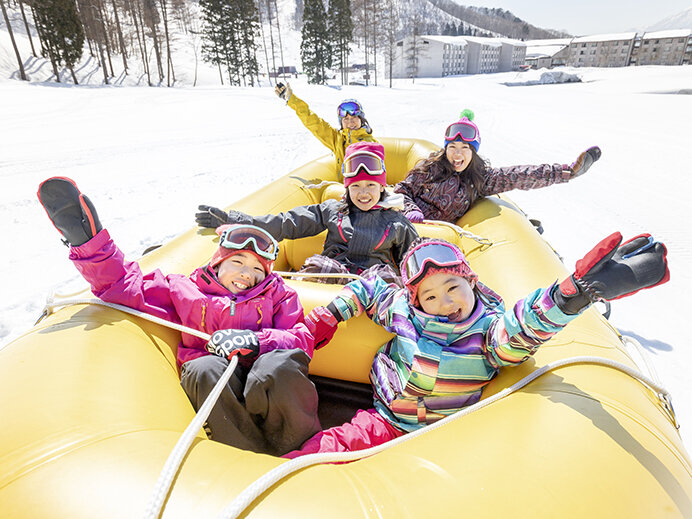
[337,100,364,118]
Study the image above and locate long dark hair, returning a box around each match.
[411,146,489,192]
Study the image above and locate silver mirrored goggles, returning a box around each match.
[219,225,279,261]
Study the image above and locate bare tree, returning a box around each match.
[158,0,174,86]
[18,0,37,57]
[1,0,28,80]
[110,0,128,73]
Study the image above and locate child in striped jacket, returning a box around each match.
[286,233,669,456]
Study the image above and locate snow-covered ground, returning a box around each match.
[1,64,691,450]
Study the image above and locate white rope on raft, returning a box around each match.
[216,355,677,519]
[37,297,678,519]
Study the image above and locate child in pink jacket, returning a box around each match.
[38,177,321,456]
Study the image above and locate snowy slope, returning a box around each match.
[1,66,691,452]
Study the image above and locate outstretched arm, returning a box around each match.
[480,146,601,196]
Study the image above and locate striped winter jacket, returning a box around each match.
[286,94,377,175]
[329,275,580,432]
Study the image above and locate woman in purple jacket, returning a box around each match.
[37,177,321,456]
[395,109,602,223]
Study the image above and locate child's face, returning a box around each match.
[348,180,384,211]
[445,141,473,172]
[341,114,362,130]
[416,273,476,321]
[217,251,266,293]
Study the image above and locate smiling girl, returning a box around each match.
[196,142,418,285]
[38,178,321,455]
[274,82,377,175]
[287,234,669,456]
[395,109,602,223]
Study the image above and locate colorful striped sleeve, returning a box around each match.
[483,284,579,368]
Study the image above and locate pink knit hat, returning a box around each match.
[342,142,387,188]
[400,239,478,306]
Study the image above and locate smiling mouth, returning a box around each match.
[447,308,464,321]
[232,281,248,290]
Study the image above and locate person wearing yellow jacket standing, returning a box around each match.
[275,82,377,177]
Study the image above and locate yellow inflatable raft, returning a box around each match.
[0,138,690,518]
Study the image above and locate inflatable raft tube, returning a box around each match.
[0,138,690,518]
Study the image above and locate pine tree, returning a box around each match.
[33,0,85,83]
[200,0,260,87]
[327,0,352,85]
[301,0,330,84]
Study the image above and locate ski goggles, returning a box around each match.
[444,120,479,143]
[219,224,279,261]
[342,151,385,178]
[337,101,363,118]
[403,242,465,285]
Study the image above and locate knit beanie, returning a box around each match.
[342,142,387,188]
[209,224,275,274]
[401,239,478,306]
[444,108,481,152]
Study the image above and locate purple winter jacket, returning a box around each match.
[69,229,313,367]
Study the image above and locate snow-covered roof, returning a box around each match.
[572,32,637,43]
[420,35,468,46]
[524,39,572,47]
[460,36,503,47]
[525,45,568,58]
[641,29,692,39]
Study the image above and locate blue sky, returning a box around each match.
[464,1,692,35]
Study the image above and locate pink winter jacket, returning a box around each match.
[70,229,313,367]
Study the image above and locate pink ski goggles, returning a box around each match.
[342,151,385,178]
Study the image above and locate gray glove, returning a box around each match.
[275,82,292,101]
[569,146,601,178]
[195,205,229,229]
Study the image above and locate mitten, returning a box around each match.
[305,306,340,350]
[195,205,230,228]
[274,82,292,101]
[38,177,102,247]
[554,232,669,314]
[206,329,260,359]
[405,210,425,223]
[568,146,601,178]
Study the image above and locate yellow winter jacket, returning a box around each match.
[287,94,378,176]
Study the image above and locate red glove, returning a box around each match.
[305,306,339,350]
[554,232,669,314]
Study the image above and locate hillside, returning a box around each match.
[1,0,573,86]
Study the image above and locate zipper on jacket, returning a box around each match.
[373,225,392,251]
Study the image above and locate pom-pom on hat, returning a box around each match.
[444,108,481,152]
[210,224,277,274]
[401,239,478,306]
[342,142,387,188]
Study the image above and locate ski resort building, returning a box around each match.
[386,35,526,78]
[629,30,692,66]
[524,39,572,69]
[566,33,637,68]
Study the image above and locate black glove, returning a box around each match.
[206,329,260,359]
[554,232,669,314]
[569,146,601,178]
[195,205,230,228]
[38,177,103,247]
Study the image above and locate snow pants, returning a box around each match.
[180,349,321,456]
[284,408,404,458]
